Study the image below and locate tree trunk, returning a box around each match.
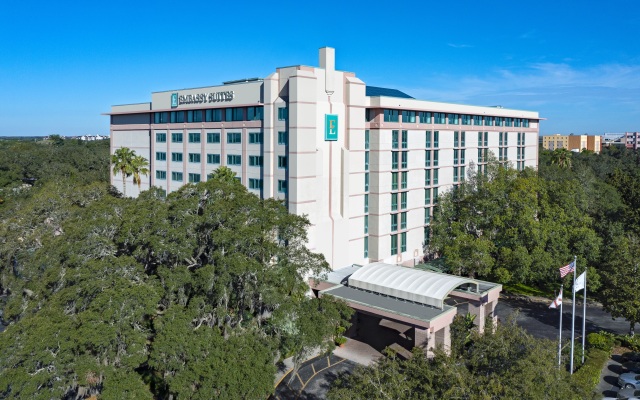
[122,173,127,197]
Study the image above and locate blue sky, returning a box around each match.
[1,0,639,136]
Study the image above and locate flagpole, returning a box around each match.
[558,286,563,368]
[570,255,577,374]
[582,268,587,364]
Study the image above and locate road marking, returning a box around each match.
[295,358,346,400]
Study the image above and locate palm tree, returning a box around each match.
[550,148,573,169]
[131,155,150,194]
[111,147,135,197]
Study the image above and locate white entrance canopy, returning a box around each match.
[348,262,479,309]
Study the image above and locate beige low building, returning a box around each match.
[542,134,601,153]
[310,263,502,355]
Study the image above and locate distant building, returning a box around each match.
[624,132,640,150]
[541,134,601,154]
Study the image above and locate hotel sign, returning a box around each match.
[325,114,338,141]
[171,91,235,108]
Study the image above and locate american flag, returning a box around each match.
[559,261,575,278]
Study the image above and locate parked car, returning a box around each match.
[617,387,640,399]
[619,373,640,389]
[624,362,640,374]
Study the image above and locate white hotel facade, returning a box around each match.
[108,47,540,270]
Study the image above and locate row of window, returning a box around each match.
[156,152,287,168]
[155,171,288,193]
[390,232,407,255]
[154,106,264,124]
[380,109,531,128]
[156,131,289,145]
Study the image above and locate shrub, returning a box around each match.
[620,335,640,352]
[335,336,347,346]
[587,331,616,351]
[571,348,610,397]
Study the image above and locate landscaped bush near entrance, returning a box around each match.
[587,331,616,351]
[571,348,610,398]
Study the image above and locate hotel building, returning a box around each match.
[107,47,540,270]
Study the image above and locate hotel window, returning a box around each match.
[278,131,288,145]
[384,109,399,122]
[391,234,398,255]
[461,131,466,147]
[278,107,288,121]
[156,152,167,161]
[433,187,439,203]
[365,109,373,122]
[425,150,431,167]
[424,227,430,245]
[401,212,407,230]
[401,151,408,169]
[365,215,369,234]
[448,113,459,125]
[425,169,431,186]
[401,172,408,189]
[454,131,459,148]
[249,155,263,166]
[207,132,220,143]
[249,132,263,144]
[205,109,223,122]
[424,208,431,224]
[454,149,459,165]
[495,117,503,127]
[156,132,167,143]
[433,131,439,147]
[478,148,484,163]
[171,152,183,162]
[483,132,488,146]
[392,130,399,149]
[402,110,416,124]
[156,170,166,180]
[227,132,241,144]
[364,194,369,213]
[188,153,200,163]
[523,119,530,128]
[365,151,370,171]
[460,149,466,164]
[425,131,432,148]
[278,180,287,193]
[392,152,399,170]
[401,232,407,252]
[461,114,471,125]
[188,132,201,143]
[433,168,439,185]
[400,192,407,209]
[401,130,408,149]
[171,132,183,143]
[391,193,398,211]
[226,107,244,121]
[454,167,459,183]
[517,161,525,171]
[391,172,398,190]
[514,118,521,127]
[227,154,241,165]
[505,117,513,127]
[391,214,398,232]
[172,171,183,182]
[518,132,525,146]
[188,173,201,183]
[247,106,263,121]
[460,166,466,180]
[278,156,287,169]
[170,111,184,123]
[425,188,431,205]
[365,129,370,149]
[364,237,369,258]
[187,110,203,123]
[419,111,431,124]
[248,178,263,189]
[433,150,439,166]
[434,113,446,124]
[484,116,494,126]
[365,173,370,192]
[207,154,221,164]
[473,115,482,126]
[154,112,169,124]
